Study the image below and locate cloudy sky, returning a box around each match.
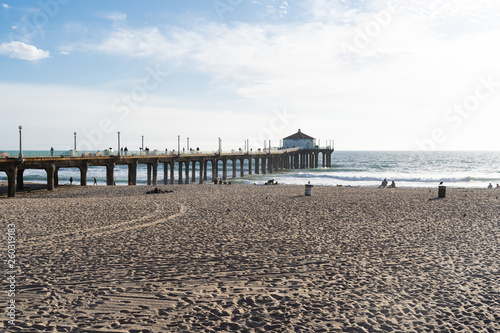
[1,0,500,151]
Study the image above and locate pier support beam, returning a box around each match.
[262,158,267,174]
[54,168,59,187]
[152,161,158,186]
[248,157,252,175]
[16,169,24,191]
[170,162,175,184]
[178,161,183,184]
[106,163,115,185]
[147,164,152,185]
[255,157,259,174]
[185,161,189,184]
[128,161,137,185]
[6,166,17,197]
[79,163,88,186]
[45,163,56,191]
[240,159,244,177]
[232,159,237,179]
[199,161,204,184]
[191,161,197,183]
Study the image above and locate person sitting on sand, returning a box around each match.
[496,184,500,189]
[389,181,396,188]
[487,183,493,189]
[379,179,388,188]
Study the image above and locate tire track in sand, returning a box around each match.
[23,202,187,245]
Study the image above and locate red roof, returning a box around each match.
[283,129,315,140]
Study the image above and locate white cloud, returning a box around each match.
[0,41,50,61]
[79,26,193,60]
[2,3,9,9]
[101,12,127,23]
[37,0,500,149]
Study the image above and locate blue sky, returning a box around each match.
[1,0,500,151]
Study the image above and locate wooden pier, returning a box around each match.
[0,148,333,197]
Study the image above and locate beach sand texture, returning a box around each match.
[1,185,499,332]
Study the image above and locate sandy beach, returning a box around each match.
[1,184,499,332]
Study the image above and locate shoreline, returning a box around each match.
[1,181,497,198]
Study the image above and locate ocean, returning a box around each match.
[1,151,499,188]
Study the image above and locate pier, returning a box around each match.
[0,148,333,197]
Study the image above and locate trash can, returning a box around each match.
[438,185,446,198]
[305,184,313,196]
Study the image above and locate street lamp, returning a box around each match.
[117,131,121,157]
[142,135,144,151]
[187,137,189,151]
[218,137,221,155]
[178,135,180,155]
[74,132,77,151]
[18,126,23,159]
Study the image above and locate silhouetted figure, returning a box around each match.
[69,177,73,185]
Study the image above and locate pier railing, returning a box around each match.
[0,147,301,159]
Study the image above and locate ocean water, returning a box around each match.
[1,151,499,188]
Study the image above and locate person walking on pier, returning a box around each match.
[50,147,54,157]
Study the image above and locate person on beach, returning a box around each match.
[93,177,97,185]
[496,184,500,189]
[389,181,396,188]
[379,178,388,188]
[487,183,493,189]
[69,177,73,185]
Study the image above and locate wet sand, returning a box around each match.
[1,184,499,332]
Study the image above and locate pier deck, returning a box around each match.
[0,148,333,197]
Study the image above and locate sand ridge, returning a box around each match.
[1,184,499,332]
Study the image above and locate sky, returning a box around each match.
[1,0,500,151]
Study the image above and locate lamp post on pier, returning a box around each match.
[142,135,144,153]
[177,135,180,156]
[187,137,189,152]
[117,132,121,157]
[18,126,23,159]
[74,132,77,151]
